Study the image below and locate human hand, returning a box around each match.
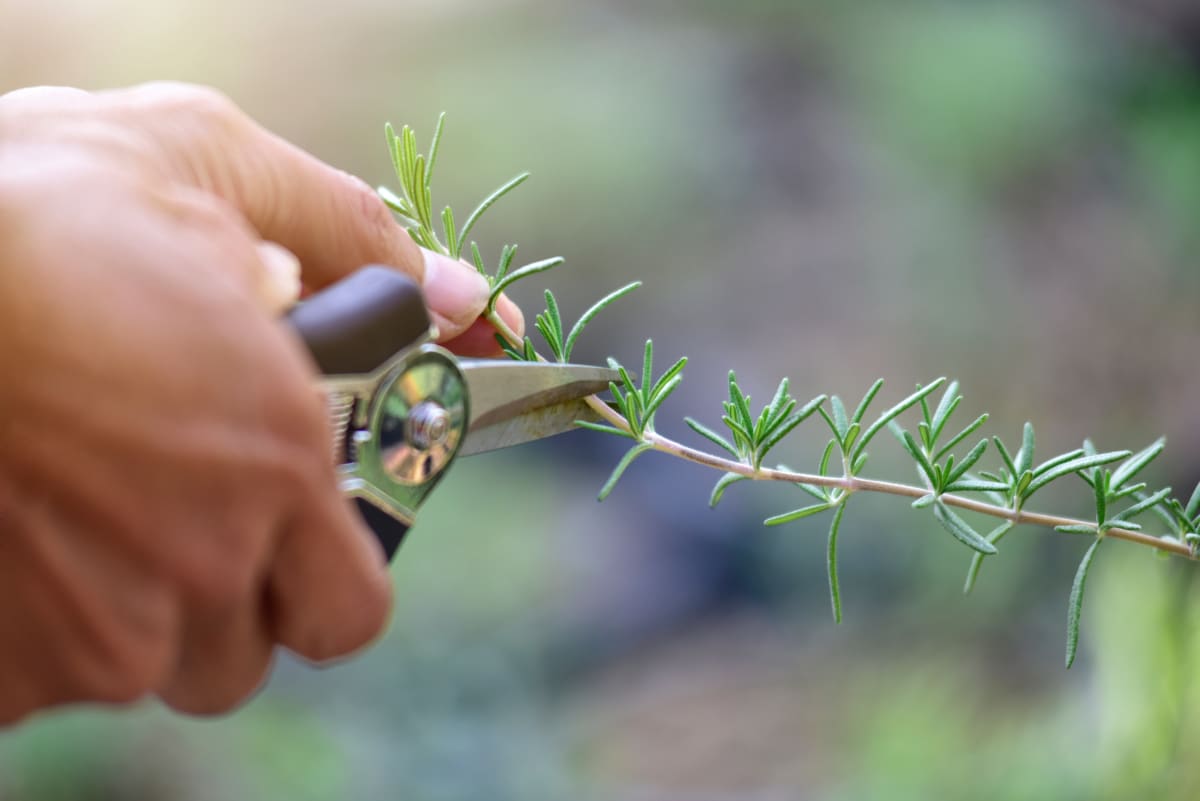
[0,82,519,723]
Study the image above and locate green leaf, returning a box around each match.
[1094,471,1108,527]
[496,244,517,283]
[928,381,962,442]
[685,418,739,458]
[534,291,565,361]
[900,431,938,486]
[945,479,1010,493]
[490,257,565,306]
[827,503,848,624]
[933,502,998,555]
[441,206,458,258]
[816,407,842,443]
[378,185,414,216]
[1109,438,1166,492]
[598,443,654,501]
[842,422,861,453]
[796,482,830,502]
[1113,486,1172,523]
[963,521,1015,594]
[729,372,754,432]
[1015,422,1036,477]
[710,472,748,507]
[1065,538,1102,669]
[851,379,885,425]
[764,502,834,526]
[918,420,933,450]
[758,413,807,465]
[563,281,642,361]
[933,413,989,463]
[649,357,688,403]
[722,415,754,452]
[1186,482,1200,520]
[384,122,402,182]
[1031,448,1087,478]
[470,241,487,276]
[830,396,849,441]
[1056,524,1098,536]
[819,438,837,476]
[994,436,1017,478]
[852,378,947,463]
[912,493,937,509]
[1111,482,1147,501]
[574,420,635,439]
[641,340,654,397]
[456,172,530,256]
[1022,451,1131,498]
[944,439,989,486]
[497,334,527,361]
[642,376,682,426]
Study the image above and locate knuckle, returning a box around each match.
[135,82,240,124]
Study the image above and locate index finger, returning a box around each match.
[116,83,500,340]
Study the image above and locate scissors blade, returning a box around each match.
[459,359,618,430]
[457,398,610,456]
[456,359,618,454]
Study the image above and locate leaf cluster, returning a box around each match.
[382,113,1200,672]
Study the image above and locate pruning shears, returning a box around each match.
[287,265,617,560]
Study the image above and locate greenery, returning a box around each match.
[381,115,1200,670]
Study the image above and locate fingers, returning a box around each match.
[266,479,394,664]
[419,248,491,339]
[114,83,502,340]
[157,595,275,715]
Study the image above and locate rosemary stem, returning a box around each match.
[484,311,1194,561]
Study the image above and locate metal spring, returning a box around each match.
[326,391,356,463]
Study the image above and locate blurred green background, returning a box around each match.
[4,0,1200,798]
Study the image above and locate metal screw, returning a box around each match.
[405,401,451,450]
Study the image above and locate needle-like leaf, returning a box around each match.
[1110,438,1166,492]
[563,282,642,361]
[852,378,947,463]
[710,472,748,507]
[457,172,530,256]
[490,257,565,308]
[1066,538,1102,668]
[765,502,833,526]
[827,503,848,623]
[598,443,654,501]
[933,502,998,555]
[685,418,739,458]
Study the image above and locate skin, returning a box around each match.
[0,83,524,724]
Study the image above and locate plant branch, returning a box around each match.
[481,310,1192,560]
[385,114,1199,667]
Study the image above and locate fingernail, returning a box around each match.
[421,248,490,335]
[255,241,301,313]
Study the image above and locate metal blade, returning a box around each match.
[458,398,610,456]
[458,359,618,431]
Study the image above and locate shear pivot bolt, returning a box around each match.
[406,401,451,450]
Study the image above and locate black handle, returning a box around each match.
[355,499,410,561]
[287,265,430,561]
[286,265,430,375]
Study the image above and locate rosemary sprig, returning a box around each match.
[380,115,1199,669]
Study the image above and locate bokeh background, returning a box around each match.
[4,0,1200,798]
